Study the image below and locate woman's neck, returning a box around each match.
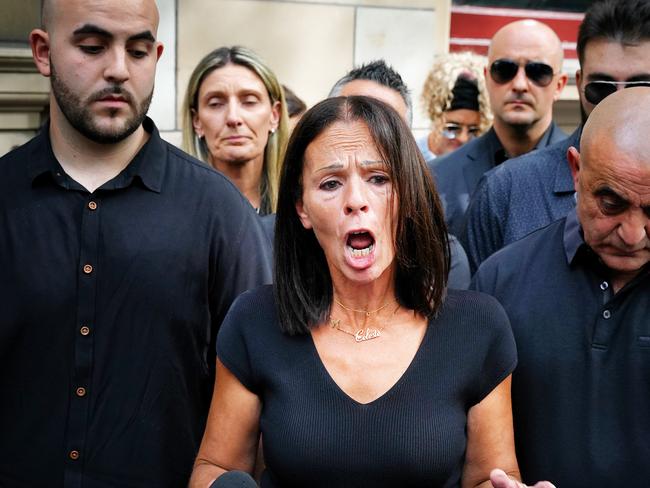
[330,273,398,329]
[210,155,264,210]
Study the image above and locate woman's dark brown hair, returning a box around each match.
[274,96,449,335]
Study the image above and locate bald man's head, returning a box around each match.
[569,87,650,283]
[581,87,650,166]
[489,20,564,69]
[30,0,163,145]
[41,0,160,35]
[484,19,567,140]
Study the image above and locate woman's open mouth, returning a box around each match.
[346,230,375,257]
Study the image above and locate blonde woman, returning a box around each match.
[419,52,492,164]
[182,46,289,215]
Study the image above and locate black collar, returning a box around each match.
[27,117,164,193]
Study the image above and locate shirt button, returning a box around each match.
[76,387,87,397]
[83,264,93,274]
[80,326,90,336]
[600,281,609,291]
[603,310,611,319]
[69,450,80,460]
[88,201,98,211]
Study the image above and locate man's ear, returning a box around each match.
[295,198,313,230]
[553,72,569,101]
[155,41,164,61]
[30,29,52,77]
[567,146,581,192]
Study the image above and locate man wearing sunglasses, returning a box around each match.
[473,86,650,487]
[465,0,650,271]
[430,19,568,237]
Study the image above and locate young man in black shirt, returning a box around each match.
[0,0,271,486]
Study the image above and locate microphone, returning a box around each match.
[209,471,257,488]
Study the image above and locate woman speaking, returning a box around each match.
[189,96,553,488]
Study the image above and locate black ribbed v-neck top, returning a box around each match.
[217,285,516,487]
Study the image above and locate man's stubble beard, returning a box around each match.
[50,60,153,144]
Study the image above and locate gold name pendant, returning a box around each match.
[354,328,381,342]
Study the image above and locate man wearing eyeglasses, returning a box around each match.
[464,0,650,271]
[430,19,568,237]
[472,86,650,487]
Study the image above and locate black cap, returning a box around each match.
[448,76,480,112]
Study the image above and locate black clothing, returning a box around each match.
[472,210,650,487]
[217,285,517,487]
[464,127,581,271]
[259,213,276,250]
[430,123,566,237]
[0,119,272,488]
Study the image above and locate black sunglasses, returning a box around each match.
[584,80,650,105]
[489,59,555,87]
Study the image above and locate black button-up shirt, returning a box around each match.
[472,210,650,486]
[431,121,566,237]
[0,118,272,487]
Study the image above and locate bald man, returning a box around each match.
[431,20,568,237]
[0,0,271,486]
[472,87,650,486]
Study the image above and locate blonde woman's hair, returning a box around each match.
[181,46,289,214]
[421,51,492,134]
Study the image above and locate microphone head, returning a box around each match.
[209,470,257,488]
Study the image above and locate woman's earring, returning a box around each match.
[270,128,276,134]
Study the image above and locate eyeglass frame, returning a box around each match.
[440,122,481,141]
[489,58,557,87]
[583,80,650,105]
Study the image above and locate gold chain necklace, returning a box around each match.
[329,303,400,343]
[333,298,392,317]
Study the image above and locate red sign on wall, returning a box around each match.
[450,5,584,60]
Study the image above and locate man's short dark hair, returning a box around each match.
[274,96,449,335]
[282,85,307,118]
[577,0,650,65]
[329,60,413,126]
